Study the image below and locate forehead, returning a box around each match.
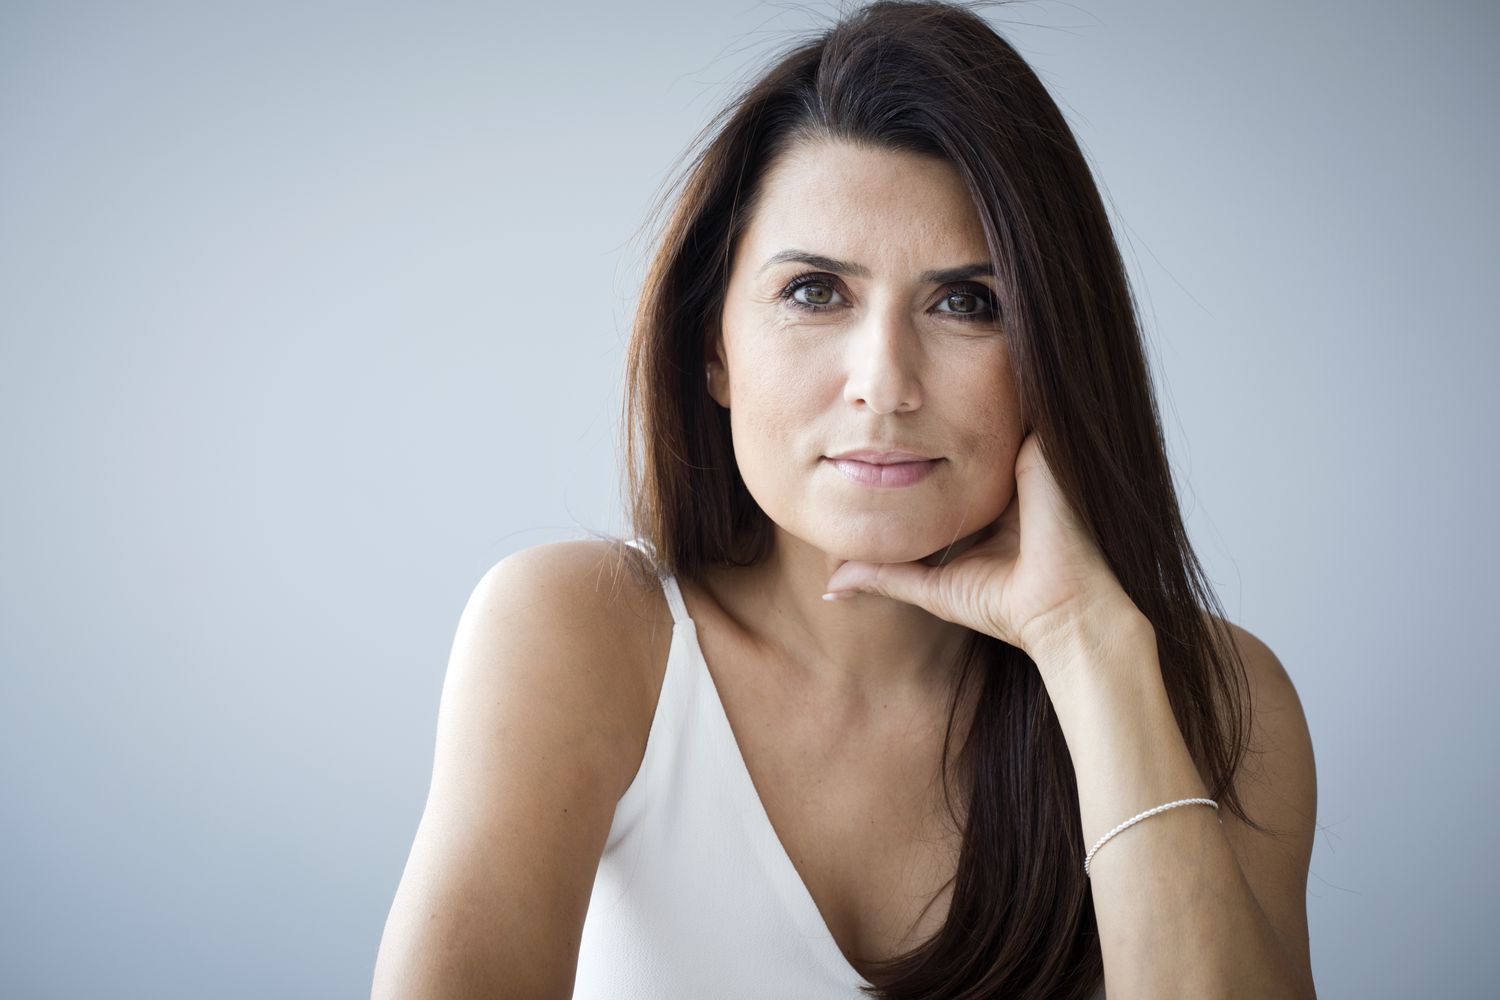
[739,139,989,267]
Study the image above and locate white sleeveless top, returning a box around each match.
[571,540,1106,999]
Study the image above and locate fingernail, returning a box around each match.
[822,591,853,601]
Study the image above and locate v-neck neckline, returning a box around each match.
[672,610,875,989]
[645,556,1108,1000]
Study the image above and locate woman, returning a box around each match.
[372,2,1318,998]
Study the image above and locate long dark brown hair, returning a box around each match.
[607,2,1260,997]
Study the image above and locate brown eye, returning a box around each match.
[946,291,981,313]
[936,283,999,323]
[780,274,844,312]
[797,283,835,305]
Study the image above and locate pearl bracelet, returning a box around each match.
[1083,797,1219,877]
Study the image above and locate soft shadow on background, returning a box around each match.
[2,1,1495,996]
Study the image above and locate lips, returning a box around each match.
[823,451,941,488]
[826,448,936,464]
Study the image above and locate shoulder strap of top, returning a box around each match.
[658,573,691,627]
[624,536,692,627]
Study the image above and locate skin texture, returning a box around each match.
[705,137,1027,696]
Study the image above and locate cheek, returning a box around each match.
[940,345,1021,429]
[964,391,1023,455]
[947,366,1025,487]
[728,340,826,441]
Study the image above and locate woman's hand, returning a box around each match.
[823,431,1147,661]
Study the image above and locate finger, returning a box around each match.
[1012,437,1074,535]
[823,559,936,608]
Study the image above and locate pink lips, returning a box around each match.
[824,449,941,488]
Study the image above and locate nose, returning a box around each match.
[842,305,923,415]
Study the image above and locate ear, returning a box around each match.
[705,332,730,409]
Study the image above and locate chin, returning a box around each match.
[800,516,958,565]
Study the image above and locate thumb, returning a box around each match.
[823,559,935,604]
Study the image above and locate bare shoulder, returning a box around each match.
[1204,613,1319,995]
[467,538,675,793]
[370,538,673,999]
[481,537,671,643]
[1207,616,1315,791]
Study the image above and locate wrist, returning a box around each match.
[1032,613,1172,760]
[1023,599,1156,690]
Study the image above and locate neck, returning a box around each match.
[704,525,982,705]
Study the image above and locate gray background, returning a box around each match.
[2,1,1495,997]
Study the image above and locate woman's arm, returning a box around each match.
[371,542,649,1000]
[823,433,1317,996]
[1034,611,1318,1000]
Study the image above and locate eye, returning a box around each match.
[935,283,1000,323]
[776,273,1002,326]
[780,274,845,312]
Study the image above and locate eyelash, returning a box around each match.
[778,272,1001,324]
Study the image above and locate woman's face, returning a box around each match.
[709,138,1026,565]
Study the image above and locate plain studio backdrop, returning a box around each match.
[2,1,1495,996]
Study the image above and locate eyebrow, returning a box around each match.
[757,249,994,284]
